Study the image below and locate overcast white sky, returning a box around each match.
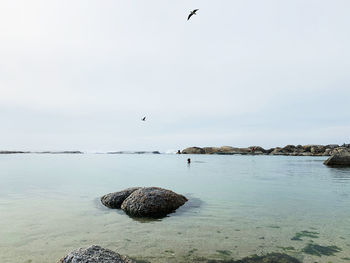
[0,0,349,151]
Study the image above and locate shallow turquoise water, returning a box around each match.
[0,154,350,262]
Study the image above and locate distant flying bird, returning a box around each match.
[141,116,146,121]
[187,9,199,21]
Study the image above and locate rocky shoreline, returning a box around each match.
[0,151,83,154]
[0,151,160,154]
[181,144,350,156]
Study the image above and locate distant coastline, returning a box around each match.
[0,151,83,154]
[1,145,350,156]
[180,144,350,156]
[0,150,160,155]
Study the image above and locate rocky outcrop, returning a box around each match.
[38,151,83,154]
[58,245,134,263]
[101,187,141,209]
[0,151,30,154]
[182,147,206,154]
[181,144,350,156]
[324,150,350,166]
[107,151,160,154]
[121,187,188,218]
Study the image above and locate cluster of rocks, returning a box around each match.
[101,187,188,218]
[181,144,350,156]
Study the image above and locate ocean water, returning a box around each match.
[0,154,350,263]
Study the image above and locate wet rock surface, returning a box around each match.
[101,187,141,209]
[58,245,134,263]
[324,150,350,166]
[121,187,188,218]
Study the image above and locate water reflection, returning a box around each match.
[329,167,350,182]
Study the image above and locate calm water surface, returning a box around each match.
[0,154,350,263]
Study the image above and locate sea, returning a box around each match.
[0,153,349,262]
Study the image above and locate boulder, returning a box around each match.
[265,148,275,154]
[121,187,188,218]
[249,146,266,153]
[326,144,339,149]
[58,245,134,263]
[282,145,297,153]
[219,146,238,152]
[303,145,313,152]
[311,145,326,155]
[101,187,141,209]
[236,148,252,154]
[270,147,283,155]
[324,151,350,166]
[181,147,205,154]
[323,148,332,156]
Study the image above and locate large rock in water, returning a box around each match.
[58,245,134,263]
[324,151,350,166]
[121,187,188,218]
[101,187,141,209]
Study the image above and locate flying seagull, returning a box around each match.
[187,9,199,21]
[141,116,146,121]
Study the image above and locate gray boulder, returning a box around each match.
[282,145,297,153]
[324,151,350,166]
[311,145,326,155]
[101,187,141,209]
[58,245,134,263]
[270,147,283,155]
[249,146,266,152]
[121,187,188,218]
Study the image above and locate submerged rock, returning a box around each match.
[324,151,350,166]
[121,187,188,218]
[207,252,301,263]
[302,243,341,256]
[58,245,134,263]
[101,187,141,209]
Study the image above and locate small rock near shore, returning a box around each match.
[121,187,188,218]
[58,245,134,263]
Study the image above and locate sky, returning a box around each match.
[0,0,349,152]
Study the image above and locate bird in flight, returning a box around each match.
[187,9,199,21]
[141,116,146,121]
